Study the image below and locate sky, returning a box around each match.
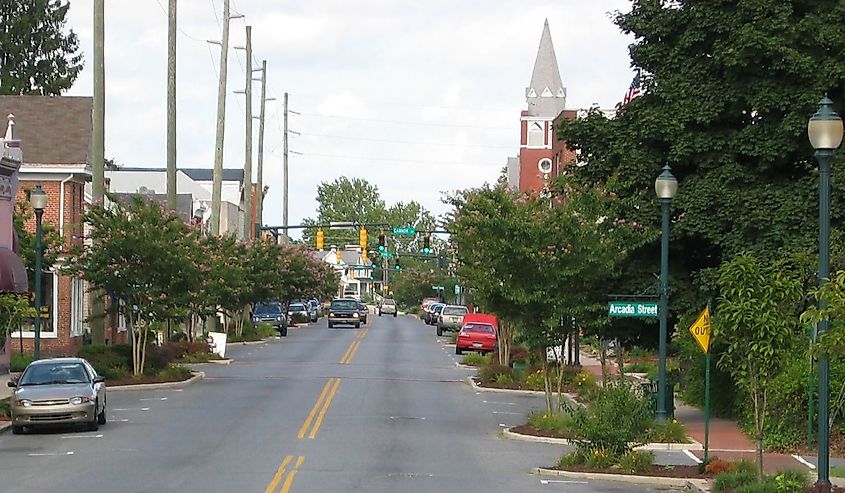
[64,0,635,239]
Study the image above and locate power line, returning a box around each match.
[297,131,513,149]
[152,0,207,43]
[296,112,513,130]
[288,91,517,114]
[297,152,498,167]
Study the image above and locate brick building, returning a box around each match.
[1,96,103,356]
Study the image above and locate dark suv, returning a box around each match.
[252,301,288,336]
[328,298,361,328]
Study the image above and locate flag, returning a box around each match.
[621,69,642,107]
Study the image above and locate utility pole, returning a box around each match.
[236,25,254,239]
[91,0,106,344]
[166,0,177,210]
[209,0,240,235]
[254,60,272,233]
[283,91,289,239]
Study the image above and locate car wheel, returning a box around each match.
[97,400,107,425]
[355,323,361,328]
[87,413,99,432]
[328,322,333,328]
[455,346,462,355]
[11,425,24,435]
[437,326,442,337]
[281,326,289,336]
[378,311,382,316]
[393,313,397,318]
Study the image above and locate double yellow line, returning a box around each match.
[297,377,341,439]
[263,455,304,493]
[340,341,361,364]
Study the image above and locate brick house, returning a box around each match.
[1,96,103,356]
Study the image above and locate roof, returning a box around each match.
[0,96,93,165]
[525,20,567,117]
[118,167,244,183]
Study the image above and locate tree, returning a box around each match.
[301,177,386,247]
[715,253,804,479]
[0,0,83,95]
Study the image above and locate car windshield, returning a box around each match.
[20,362,89,386]
[433,305,445,313]
[254,302,282,314]
[289,304,306,311]
[331,300,358,310]
[463,323,495,334]
[443,306,468,316]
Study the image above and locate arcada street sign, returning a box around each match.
[608,302,658,318]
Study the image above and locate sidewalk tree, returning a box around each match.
[0,294,33,349]
[715,253,803,480]
[0,0,83,95]
[301,177,386,247]
[67,196,190,376]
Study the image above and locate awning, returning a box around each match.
[0,247,28,294]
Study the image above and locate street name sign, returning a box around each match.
[392,226,416,236]
[431,285,444,290]
[329,221,355,230]
[381,251,394,258]
[608,302,658,318]
[688,307,711,353]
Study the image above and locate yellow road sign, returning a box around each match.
[689,307,711,353]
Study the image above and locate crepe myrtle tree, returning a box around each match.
[67,195,191,376]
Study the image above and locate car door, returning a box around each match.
[84,361,106,411]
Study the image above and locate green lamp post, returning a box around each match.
[29,184,48,361]
[808,95,843,491]
[655,165,678,423]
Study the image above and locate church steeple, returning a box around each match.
[525,19,566,117]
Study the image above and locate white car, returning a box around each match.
[379,298,397,317]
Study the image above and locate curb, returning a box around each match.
[464,376,563,397]
[227,339,268,346]
[108,371,205,392]
[533,467,709,490]
[502,427,572,445]
[686,479,710,492]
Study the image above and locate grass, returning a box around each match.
[460,353,490,366]
[625,362,656,374]
[831,465,845,478]
[527,411,574,435]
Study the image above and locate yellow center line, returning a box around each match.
[263,455,293,493]
[308,378,341,439]
[356,328,368,339]
[339,340,357,364]
[279,456,305,493]
[297,379,334,439]
[342,341,361,365]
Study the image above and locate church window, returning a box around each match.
[528,122,544,146]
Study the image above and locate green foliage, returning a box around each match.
[713,468,758,492]
[527,411,574,436]
[524,369,545,389]
[625,361,655,374]
[557,451,585,468]
[771,470,809,493]
[459,353,490,367]
[495,373,513,385]
[77,344,131,380]
[478,364,511,383]
[583,448,617,469]
[0,397,9,418]
[617,450,654,474]
[0,0,82,95]
[829,465,845,478]
[569,381,654,456]
[649,419,689,443]
[10,352,33,372]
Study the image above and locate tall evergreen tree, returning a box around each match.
[0,0,82,95]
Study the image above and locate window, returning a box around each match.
[538,158,553,174]
[528,122,544,146]
[443,306,468,316]
[71,277,85,337]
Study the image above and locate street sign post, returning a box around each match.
[688,305,713,461]
[392,226,416,236]
[607,302,658,317]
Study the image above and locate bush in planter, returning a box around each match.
[10,353,33,372]
[478,363,512,383]
[617,450,654,473]
[77,344,132,379]
[568,380,653,457]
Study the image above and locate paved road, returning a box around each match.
[0,313,669,492]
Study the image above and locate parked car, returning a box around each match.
[437,305,469,336]
[455,313,498,355]
[379,298,397,317]
[252,301,289,337]
[307,299,320,322]
[357,302,369,324]
[427,303,445,326]
[288,302,310,325]
[328,298,361,328]
[8,357,107,434]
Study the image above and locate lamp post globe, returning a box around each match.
[655,164,677,423]
[29,184,48,361]
[809,95,843,491]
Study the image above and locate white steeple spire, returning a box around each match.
[525,19,566,117]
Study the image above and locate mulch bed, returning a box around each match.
[552,464,709,479]
[511,424,576,440]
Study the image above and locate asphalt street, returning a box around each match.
[0,313,672,493]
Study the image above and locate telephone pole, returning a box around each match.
[209,0,240,235]
[166,0,177,210]
[254,60,273,232]
[237,25,254,239]
[283,91,289,239]
[91,0,106,344]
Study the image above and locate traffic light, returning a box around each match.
[438,254,446,269]
[359,228,368,250]
[316,229,325,250]
[377,232,386,252]
[394,257,401,271]
[422,234,431,254]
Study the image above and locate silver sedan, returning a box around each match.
[8,357,107,434]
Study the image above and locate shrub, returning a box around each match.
[557,450,586,468]
[583,447,617,469]
[0,397,10,418]
[77,344,131,379]
[771,469,809,493]
[713,462,757,492]
[704,458,734,475]
[10,353,33,372]
[509,344,530,363]
[527,411,574,435]
[460,353,490,367]
[625,362,655,374]
[144,344,182,374]
[478,364,512,382]
[617,450,654,474]
[525,370,545,390]
[649,419,689,443]
[156,365,192,380]
[449,332,458,344]
[575,371,598,398]
[569,381,653,457]
[495,373,514,385]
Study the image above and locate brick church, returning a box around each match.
[507,20,579,194]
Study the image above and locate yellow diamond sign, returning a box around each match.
[689,307,711,353]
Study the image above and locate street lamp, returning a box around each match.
[808,95,843,491]
[29,184,48,361]
[655,165,678,423]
